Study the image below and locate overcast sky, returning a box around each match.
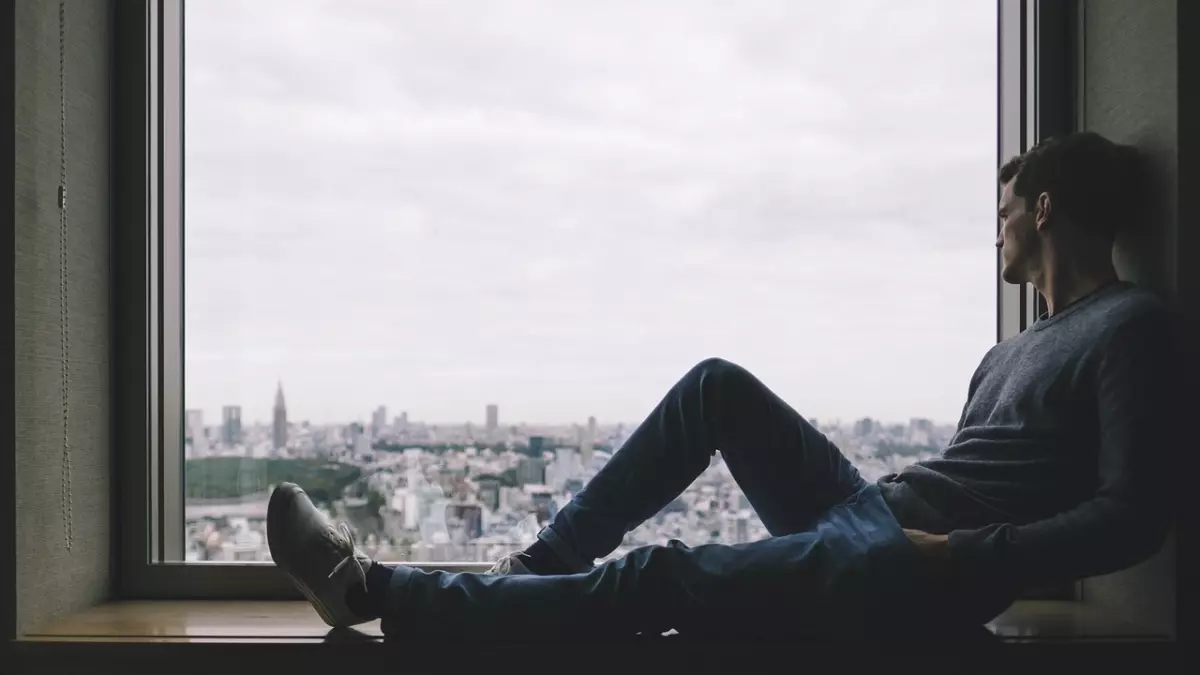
[184,0,998,428]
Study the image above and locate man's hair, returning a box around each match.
[999,131,1147,240]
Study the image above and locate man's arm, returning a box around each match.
[941,310,1180,591]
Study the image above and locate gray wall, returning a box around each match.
[1076,0,1183,638]
[13,0,112,634]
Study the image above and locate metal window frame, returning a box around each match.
[116,1,502,599]
[998,0,1080,602]
[116,0,1077,600]
[998,0,1075,341]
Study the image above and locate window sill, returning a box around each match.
[21,600,382,643]
[17,599,1169,644]
[985,600,1171,641]
[10,599,1173,673]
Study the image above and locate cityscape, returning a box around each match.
[183,384,952,565]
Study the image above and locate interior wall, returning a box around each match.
[2,0,18,648]
[1076,0,1182,638]
[13,0,112,634]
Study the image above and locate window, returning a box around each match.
[118,0,1063,597]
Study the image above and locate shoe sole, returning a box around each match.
[285,569,342,627]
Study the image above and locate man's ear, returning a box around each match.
[1034,192,1052,230]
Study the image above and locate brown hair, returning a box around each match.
[999,131,1147,239]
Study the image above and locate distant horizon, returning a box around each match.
[186,402,958,431]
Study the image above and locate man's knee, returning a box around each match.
[685,357,754,390]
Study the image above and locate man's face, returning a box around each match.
[996,178,1040,284]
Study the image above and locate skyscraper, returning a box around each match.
[552,447,580,491]
[221,405,243,445]
[517,455,546,485]
[372,405,387,437]
[485,404,498,438]
[354,430,372,457]
[528,435,546,457]
[185,409,207,457]
[582,415,597,466]
[272,382,288,451]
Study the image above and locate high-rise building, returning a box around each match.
[910,417,934,432]
[528,435,546,457]
[485,404,498,437]
[909,417,934,443]
[735,515,750,544]
[371,405,387,437]
[552,447,579,490]
[854,417,876,438]
[354,431,372,457]
[476,477,501,511]
[272,382,288,451]
[221,405,243,445]
[517,456,546,485]
[185,409,207,456]
[581,415,597,466]
[447,503,483,539]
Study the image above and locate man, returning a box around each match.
[267,131,1179,639]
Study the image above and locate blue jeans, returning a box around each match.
[380,358,952,639]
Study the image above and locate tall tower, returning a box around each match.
[272,382,288,452]
[221,405,242,445]
[581,415,597,466]
[485,404,498,439]
[371,405,388,437]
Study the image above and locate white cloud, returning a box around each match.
[184,0,998,426]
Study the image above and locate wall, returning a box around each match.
[1076,0,1185,638]
[13,0,112,634]
[2,0,17,648]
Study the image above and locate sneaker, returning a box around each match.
[267,482,375,628]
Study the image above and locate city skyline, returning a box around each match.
[185,387,949,564]
[183,0,997,426]
[185,383,954,430]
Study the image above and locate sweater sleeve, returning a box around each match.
[944,309,1181,592]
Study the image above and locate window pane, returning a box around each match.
[181,0,997,564]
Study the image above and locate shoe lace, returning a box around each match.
[488,555,515,575]
[328,522,371,592]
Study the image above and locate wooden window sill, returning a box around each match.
[21,601,381,644]
[16,598,1169,644]
[9,600,1174,674]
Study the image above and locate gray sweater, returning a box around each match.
[880,280,1181,602]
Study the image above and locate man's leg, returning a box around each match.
[379,483,943,640]
[268,482,951,638]
[535,357,866,571]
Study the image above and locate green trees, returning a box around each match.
[185,457,361,504]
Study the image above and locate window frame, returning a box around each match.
[999,0,1081,603]
[116,0,1077,600]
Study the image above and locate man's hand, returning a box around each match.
[903,528,952,576]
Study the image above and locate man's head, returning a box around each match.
[996,132,1145,286]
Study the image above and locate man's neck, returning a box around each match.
[1036,258,1119,317]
